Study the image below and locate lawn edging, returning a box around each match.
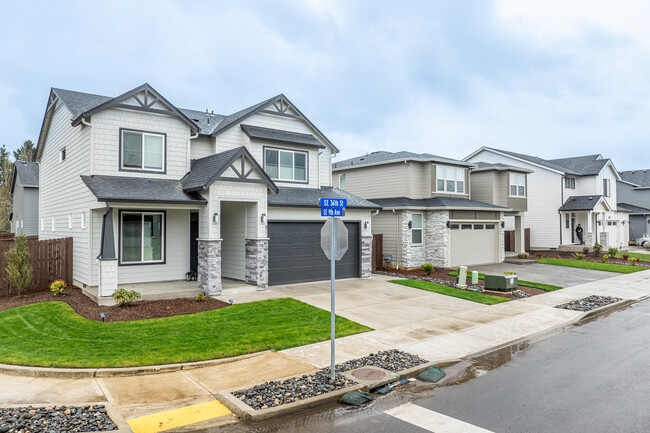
[537,258,646,274]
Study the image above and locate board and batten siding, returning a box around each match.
[38,101,94,286]
[333,162,409,199]
[467,150,563,249]
[371,211,399,263]
[213,109,334,189]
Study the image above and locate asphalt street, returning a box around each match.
[226,298,650,433]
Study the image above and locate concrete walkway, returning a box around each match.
[2,269,650,432]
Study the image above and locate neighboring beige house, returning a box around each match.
[465,148,628,249]
[332,151,529,269]
[9,161,39,236]
[35,83,379,303]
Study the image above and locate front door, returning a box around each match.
[190,212,199,273]
[571,214,576,243]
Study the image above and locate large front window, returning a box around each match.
[509,173,526,197]
[436,165,465,193]
[121,130,165,172]
[121,212,164,264]
[264,148,307,182]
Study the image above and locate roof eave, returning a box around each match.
[333,158,475,172]
[464,147,565,175]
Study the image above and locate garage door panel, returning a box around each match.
[268,222,360,285]
[450,224,499,267]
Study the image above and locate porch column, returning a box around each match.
[245,238,268,291]
[361,236,372,278]
[98,206,118,297]
[198,239,222,295]
[514,213,525,253]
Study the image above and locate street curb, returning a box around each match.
[0,351,270,379]
[214,359,459,424]
[580,298,638,321]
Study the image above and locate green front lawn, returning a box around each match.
[537,258,646,274]
[0,299,371,368]
[622,252,650,262]
[390,280,509,305]
[448,270,563,291]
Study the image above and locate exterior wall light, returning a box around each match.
[446,221,450,228]
[363,221,369,229]
[212,212,219,223]
[501,221,505,228]
[261,213,267,223]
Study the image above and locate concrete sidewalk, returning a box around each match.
[1,270,649,432]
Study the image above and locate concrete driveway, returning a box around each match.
[470,262,614,287]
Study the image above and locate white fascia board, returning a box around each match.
[464,147,565,175]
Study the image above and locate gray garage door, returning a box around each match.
[268,221,360,286]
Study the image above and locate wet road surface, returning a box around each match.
[223,299,650,433]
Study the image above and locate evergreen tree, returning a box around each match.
[13,140,36,162]
[5,232,33,293]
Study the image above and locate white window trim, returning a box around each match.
[40,218,44,231]
[120,129,166,173]
[263,147,309,183]
[81,212,86,229]
[120,211,166,265]
[51,216,55,232]
[509,173,526,197]
[59,147,66,163]
[411,213,423,244]
[435,165,466,194]
[565,177,576,189]
[68,214,72,229]
[339,173,346,189]
[603,179,611,197]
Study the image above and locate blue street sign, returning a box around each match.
[320,198,347,208]
[321,207,345,217]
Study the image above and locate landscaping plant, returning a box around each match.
[195,293,205,302]
[621,254,629,261]
[582,246,590,254]
[593,243,603,254]
[573,252,585,260]
[50,280,66,296]
[630,257,640,266]
[602,254,610,263]
[517,253,529,259]
[112,289,141,307]
[421,263,434,275]
[608,247,617,258]
[4,232,32,294]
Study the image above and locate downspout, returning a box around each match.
[81,117,94,175]
[559,177,564,246]
[393,209,400,269]
[318,149,324,188]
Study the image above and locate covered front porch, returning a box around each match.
[559,195,626,248]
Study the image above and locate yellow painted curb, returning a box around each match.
[127,400,232,433]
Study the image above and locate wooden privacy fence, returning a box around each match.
[372,234,383,271]
[0,236,73,297]
[504,228,530,252]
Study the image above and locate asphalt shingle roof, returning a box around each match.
[617,203,650,214]
[559,195,603,211]
[81,175,206,205]
[619,169,650,187]
[267,186,381,209]
[53,88,113,118]
[333,151,471,169]
[241,124,325,148]
[483,147,612,176]
[368,196,505,210]
[14,161,39,187]
[473,162,533,173]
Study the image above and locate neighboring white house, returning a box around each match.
[617,170,650,241]
[332,151,530,269]
[9,161,39,236]
[35,83,379,303]
[465,148,629,249]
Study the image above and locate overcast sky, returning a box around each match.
[1,0,649,169]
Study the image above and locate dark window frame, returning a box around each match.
[263,146,309,184]
[118,210,167,266]
[119,128,167,174]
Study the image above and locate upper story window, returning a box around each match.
[603,179,611,197]
[564,177,576,189]
[59,147,66,163]
[411,213,423,244]
[436,165,465,194]
[120,129,166,173]
[339,173,346,189]
[264,148,307,182]
[509,173,526,197]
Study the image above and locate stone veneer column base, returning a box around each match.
[198,239,222,296]
[361,236,372,278]
[599,232,609,248]
[245,238,269,291]
[97,258,118,297]
[585,232,594,247]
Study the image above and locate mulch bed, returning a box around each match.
[377,267,546,300]
[522,250,650,268]
[0,287,229,322]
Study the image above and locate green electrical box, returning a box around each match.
[484,274,518,291]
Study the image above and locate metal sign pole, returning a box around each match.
[330,215,336,381]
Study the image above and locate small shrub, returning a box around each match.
[608,247,618,258]
[112,289,141,307]
[421,263,434,275]
[573,252,584,260]
[196,293,205,302]
[50,280,66,296]
[602,254,610,263]
[504,271,517,275]
[517,253,529,259]
[582,247,590,254]
[593,243,603,254]
[630,257,640,266]
[5,232,33,294]
[621,254,629,261]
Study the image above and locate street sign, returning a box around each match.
[321,218,348,260]
[320,198,347,208]
[321,207,345,217]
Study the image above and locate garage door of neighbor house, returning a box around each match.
[450,222,499,267]
[268,221,360,286]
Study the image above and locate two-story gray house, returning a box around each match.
[332,151,529,269]
[9,161,39,236]
[36,83,378,303]
[617,169,650,241]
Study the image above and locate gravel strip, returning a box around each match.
[373,271,483,291]
[233,350,428,410]
[555,295,622,312]
[0,405,117,433]
[512,290,531,298]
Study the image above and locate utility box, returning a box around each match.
[484,274,518,291]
